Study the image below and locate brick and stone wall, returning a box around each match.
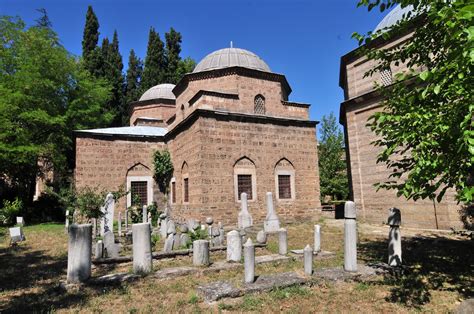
[341,35,462,229]
[74,135,167,210]
[167,113,320,225]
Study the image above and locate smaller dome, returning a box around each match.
[139,83,176,101]
[374,4,414,33]
[193,48,271,73]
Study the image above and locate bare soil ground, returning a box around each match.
[0,218,472,313]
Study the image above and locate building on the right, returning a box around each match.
[338,5,461,230]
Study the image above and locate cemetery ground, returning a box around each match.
[0,219,472,313]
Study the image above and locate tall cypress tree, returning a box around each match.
[165,27,182,84]
[141,27,165,91]
[125,49,143,105]
[100,32,125,126]
[82,6,100,73]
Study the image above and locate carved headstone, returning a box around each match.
[103,230,120,258]
[264,192,280,232]
[238,193,253,229]
[256,230,267,244]
[164,234,174,252]
[100,193,115,236]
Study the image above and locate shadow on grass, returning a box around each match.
[0,243,123,312]
[359,235,474,309]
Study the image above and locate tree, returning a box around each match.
[125,49,143,106]
[141,27,165,91]
[103,31,125,126]
[153,150,174,194]
[81,5,100,74]
[0,16,112,204]
[35,8,52,29]
[318,113,349,201]
[353,1,473,206]
[165,27,182,84]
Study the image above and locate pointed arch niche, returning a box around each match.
[233,157,257,202]
[274,158,295,201]
[181,161,189,204]
[126,162,154,207]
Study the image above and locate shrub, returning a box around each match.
[0,198,22,226]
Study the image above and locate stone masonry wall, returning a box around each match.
[344,98,462,229]
[168,115,320,225]
[74,136,166,211]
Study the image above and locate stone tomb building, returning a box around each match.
[75,48,321,224]
[339,6,461,229]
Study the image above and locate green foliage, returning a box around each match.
[188,294,199,304]
[318,112,349,201]
[141,27,165,91]
[0,198,22,226]
[354,1,474,205]
[0,15,112,204]
[188,227,208,246]
[82,5,99,73]
[75,186,106,220]
[153,150,174,193]
[147,202,161,227]
[269,285,311,300]
[151,233,161,248]
[125,49,143,105]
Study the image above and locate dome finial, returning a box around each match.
[230,41,233,48]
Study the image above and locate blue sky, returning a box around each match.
[1,0,387,125]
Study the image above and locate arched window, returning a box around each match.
[233,156,257,202]
[254,94,265,114]
[181,162,189,203]
[274,158,295,200]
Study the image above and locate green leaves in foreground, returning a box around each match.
[355,0,474,205]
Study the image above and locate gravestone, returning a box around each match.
[95,240,104,259]
[103,231,120,258]
[180,233,191,247]
[100,193,115,236]
[67,224,92,283]
[193,240,210,266]
[344,201,357,272]
[16,216,24,226]
[65,210,70,231]
[264,192,280,232]
[243,238,255,283]
[238,193,253,229]
[160,215,168,238]
[9,227,25,244]
[132,223,153,273]
[226,230,242,262]
[278,228,288,255]
[304,244,313,275]
[256,230,267,244]
[218,222,225,245]
[125,209,129,231]
[388,207,402,266]
[142,205,147,223]
[173,233,181,250]
[167,220,176,235]
[314,225,321,253]
[188,219,199,231]
[164,234,174,252]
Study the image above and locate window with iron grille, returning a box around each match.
[237,174,253,200]
[172,181,176,203]
[278,175,291,199]
[380,68,393,86]
[254,95,265,114]
[183,178,189,203]
[131,181,148,207]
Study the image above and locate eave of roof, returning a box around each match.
[74,126,167,139]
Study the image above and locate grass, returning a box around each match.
[0,219,472,313]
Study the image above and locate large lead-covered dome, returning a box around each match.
[139,83,176,101]
[193,48,271,73]
[374,4,414,33]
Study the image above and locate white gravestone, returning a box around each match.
[100,193,115,237]
[314,224,321,253]
[132,223,153,274]
[278,228,288,255]
[67,224,92,283]
[344,201,357,272]
[16,216,24,226]
[238,193,253,229]
[142,205,148,223]
[304,244,313,276]
[193,240,210,266]
[243,238,255,283]
[65,210,70,231]
[9,227,25,244]
[264,192,280,232]
[226,230,242,262]
[388,207,402,266]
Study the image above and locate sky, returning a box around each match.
[1,0,388,126]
